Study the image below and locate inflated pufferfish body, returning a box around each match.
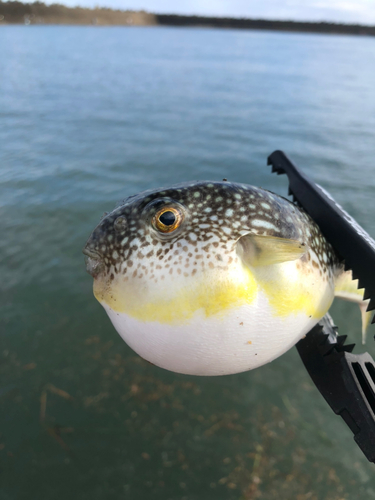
[83,181,367,376]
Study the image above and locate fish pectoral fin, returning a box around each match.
[236,234,306,267]
[335,292,371,345]
[335,270,371,344]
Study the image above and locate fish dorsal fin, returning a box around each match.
[236,234,306,268]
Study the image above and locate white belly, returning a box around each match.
[101,291,319,376]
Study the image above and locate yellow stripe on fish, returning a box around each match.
[94,263,258,324]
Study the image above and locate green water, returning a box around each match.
[1,26,375,499]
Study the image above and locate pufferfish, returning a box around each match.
[83,181,370,376]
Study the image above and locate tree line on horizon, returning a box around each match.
[1,0,375,35]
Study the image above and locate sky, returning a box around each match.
[55,0,375,25]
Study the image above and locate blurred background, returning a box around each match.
[1,5,375,499]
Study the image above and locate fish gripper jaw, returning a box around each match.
[267,150,375,463]
[267,150,375,321]
[297,314,375,463]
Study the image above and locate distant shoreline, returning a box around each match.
[157,14,375,37]
[1,1,375,36]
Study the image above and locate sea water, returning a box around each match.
[1,25,375,499]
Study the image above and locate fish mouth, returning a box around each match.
[83,247,104,278]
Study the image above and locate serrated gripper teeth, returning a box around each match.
[268,158,286,175]
[344,260,352,272]
[342,344,355,353]
[337,335,348,346]
[321,344,336,357]
[357,280,365,290]
[363,289,372,301]
[272,166,285,175]
[352,269,359,281]
[333,335,356,354]
[318,341,337,356]
[319,333,330,345]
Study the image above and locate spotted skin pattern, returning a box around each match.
[84,181,345,375]
[85,181,338,284]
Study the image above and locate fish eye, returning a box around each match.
[153,207,183,233]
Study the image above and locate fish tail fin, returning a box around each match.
[334,269,371,344]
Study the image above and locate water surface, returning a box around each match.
[1,25,375,500]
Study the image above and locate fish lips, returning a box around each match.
[82,247,105,278]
